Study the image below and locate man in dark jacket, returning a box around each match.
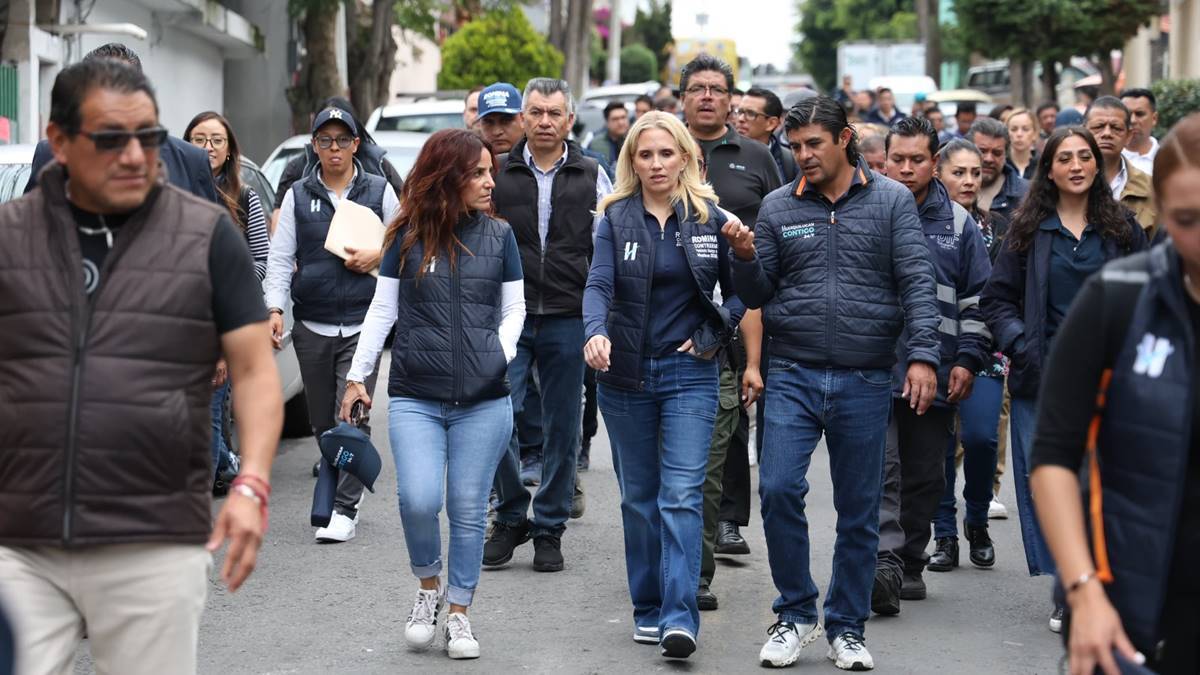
[873,118,993,615]
[587,100,628,167]
[263,108,400,544]
[863,87,907,127]
[968,117,1029,222]
[23,43,219,204]
[484,78,612,573]
[735,86,798,183]
[680,55,782,611]
[0,59,281,675]
[724,96,940,671]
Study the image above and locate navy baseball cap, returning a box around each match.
[478,82,522,118]
[312,107,359,137]
[1055,108,1084,128]
[319,422,381,492]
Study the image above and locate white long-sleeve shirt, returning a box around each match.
[263,167,401,337]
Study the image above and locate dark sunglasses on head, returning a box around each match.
[82,126,169,152]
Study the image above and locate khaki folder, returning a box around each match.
[324,199,385,277]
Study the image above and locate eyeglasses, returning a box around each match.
[684,84,729,97]
[314,135,355,150]
[1086,121,1127,135]
[734,109,767,121]
[80,126,168,153]
[190,135,227,150]
[525,108,567,121]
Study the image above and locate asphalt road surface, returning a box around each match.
[76,365,1065,674]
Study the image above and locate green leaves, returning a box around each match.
[437,8,565,91]
[794,0,918,91]
[620,45,658,84]
[1152,79,1200,138]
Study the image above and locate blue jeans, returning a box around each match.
[494,316,585,538]
[209,381,230,481]
[934,375,1003,537]
[1009,396,1056,577]
[599,353,719,637]
[389,396,513,607]
[759,361,891,640]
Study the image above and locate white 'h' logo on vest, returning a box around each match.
[310,199,321,213]
[1134,333,1174,378]
[624,242,638,261]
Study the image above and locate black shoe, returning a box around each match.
[577,442,590,472]
[927,537,959,572]
[482,520,530,567]
[570,481,585,519]
[532,535,564,572]
[714,521,750,555]
[696,585,718,611]
[312,460,320,478]
[899,572,927,601]
[870,567,901,616]
[660,629,696,659]
[964,520,996,568]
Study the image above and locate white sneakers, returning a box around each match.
[404,586,444,651]
[444,612,480,659]
[404,585,480,660]
[314,512,356,543]
[633,625,660,644]
[758,621,823,668]
[988,497,1009,519]
[827,633,874,671]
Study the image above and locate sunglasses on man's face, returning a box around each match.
[81,127,169,153]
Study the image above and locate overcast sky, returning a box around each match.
[668,0,798,70]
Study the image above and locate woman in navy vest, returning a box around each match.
[340,129,525,661]
[1030,114,1200,675]
[583,111,745,660]
[981,127,1148,633]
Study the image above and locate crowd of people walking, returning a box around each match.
[0,40,1196,675]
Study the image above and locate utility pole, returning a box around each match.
[606,0,622,85]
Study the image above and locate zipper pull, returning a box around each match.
[830,210,837,225]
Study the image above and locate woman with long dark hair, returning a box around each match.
[982,126,1147,633]
[183,111,271,488]
[583,111,744,660]
[340,128,525,661]
[1030,112,1200,675]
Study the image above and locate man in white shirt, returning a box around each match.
[1120,87,1159,175]
[263,108,401,543]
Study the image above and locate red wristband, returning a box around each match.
[234,474,271,498]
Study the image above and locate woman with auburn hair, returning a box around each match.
[340,128,525,661]
[982,126,1147,634]
[583,111,745,660]
[1030,112,1200,675]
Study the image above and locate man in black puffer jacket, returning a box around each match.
[724,96,940,671]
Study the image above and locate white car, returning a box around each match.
[867,75,939,116]
[261,130,427,190]
[364,99,465,135]
[579,81,660,107]
[0,143,310,437]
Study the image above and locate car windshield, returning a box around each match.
[262,148,306,189]
[380,146,420,178]
[0,163,31,203]
[373,113,463,134]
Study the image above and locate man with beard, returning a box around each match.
[967,117,1029,222]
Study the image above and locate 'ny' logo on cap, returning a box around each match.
[328,109,343,120]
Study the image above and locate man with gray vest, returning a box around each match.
[264,107,400,544]
[0,58,282,674]
[873,117,993,615]
[484,78,612,573]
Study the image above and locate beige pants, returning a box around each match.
[0,543,210,675]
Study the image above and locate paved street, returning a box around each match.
[79,364,1063,674]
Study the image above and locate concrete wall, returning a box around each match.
[1170,0,1200,79]
[388,29,440,97]
[221,0,296,162]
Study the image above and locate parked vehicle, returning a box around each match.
[965,59,1096,107]
[867,75,939,115]
[839,42,926,92]
[925,89,995,118]
[580,81,660,107]
[364,99,465,135]
[0,143,310,437]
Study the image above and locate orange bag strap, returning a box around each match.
[1086,368,1115,584]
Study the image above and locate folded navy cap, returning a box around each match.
[319,423,381,492]
[312,106,360,137]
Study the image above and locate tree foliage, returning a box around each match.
[1152,79,1200,137]
[620,44,658,84]
[629,0,672,73]
[437,7,564,91]
[793,0,917,92]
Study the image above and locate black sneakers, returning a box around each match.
[696,585,718,611]
[482,520,530,567]
[714,521,750,555]
[532,534,564,572]
[899,572,927,601]
[870,567,901,616]
[964,520,996,568]
[927,537,959,572]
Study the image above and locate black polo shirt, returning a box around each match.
[693,125,782,226]
[1045,215,1105,343]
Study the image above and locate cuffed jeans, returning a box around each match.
[935,375,1003,538]
[209,381,231,481]
[494,316,585,539]
[877,401,957,577]
[389,396,513,607]
[1010,396,1056,577]
[600,352,719,637]
[760,361,891,639]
